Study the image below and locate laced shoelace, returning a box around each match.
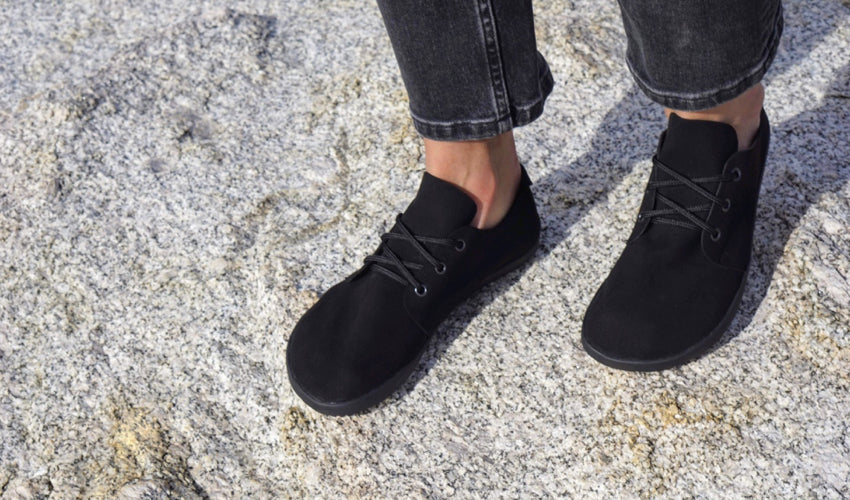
[638,156,741,241]
[363,214,464,296]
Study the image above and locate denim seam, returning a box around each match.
[410,114,513,141]
[628,2,784,110]
[476,0,511,121]
[410,111,514,126]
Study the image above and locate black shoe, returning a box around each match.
[287,167,540,415]
[582,110,770,371]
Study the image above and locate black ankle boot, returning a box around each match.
[287,167,540,414]
[582,110,770,371]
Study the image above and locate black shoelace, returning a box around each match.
[638,156,741,241]
[364,214,464,296]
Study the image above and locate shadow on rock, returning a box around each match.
[363,5,850,411]
[714,61,850,352]
[379,88,658,411]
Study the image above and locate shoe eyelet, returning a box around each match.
[454,239,466,252]
[434,262,446,275]
[637,213,644,221]
[711,229,722,241]
[721,198,732,212]
[731,168,742,182]
[414,284,427,297]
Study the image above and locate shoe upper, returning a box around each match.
[287,168,540,405]
[583,111,770,365]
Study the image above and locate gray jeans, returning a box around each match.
[375,0,784,141]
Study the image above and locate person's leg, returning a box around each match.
[624,0,782,147]
[288,0,552,414]
[666,83,764,151]
[582,0,783,370]
[377,0,553,229]
[424,132,521,229]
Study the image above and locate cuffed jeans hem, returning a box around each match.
[629,6,784,111]
[411,66,555,141]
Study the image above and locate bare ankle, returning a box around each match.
[665,83,764,150]
[424,131,521,229]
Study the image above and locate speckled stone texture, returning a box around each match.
[0,0,848,498]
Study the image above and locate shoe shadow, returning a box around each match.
[709,61,850,354]
[379,256,542,410]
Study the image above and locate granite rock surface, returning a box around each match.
[1,0,848,498]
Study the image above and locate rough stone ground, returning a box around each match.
[0,0,848,498]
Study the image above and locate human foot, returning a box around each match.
[424,130,521,229]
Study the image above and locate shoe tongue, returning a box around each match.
[658,113,738,177]
[400,172,477,235]
[653,114,738,226]
[366,173,475,281]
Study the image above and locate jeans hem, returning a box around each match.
[411,66,555,141]
[628,3,784,111]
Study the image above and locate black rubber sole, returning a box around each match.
[288,239,540,416]
[581,268,749,372]
[288,344,427,416]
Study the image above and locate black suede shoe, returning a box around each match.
[582,110,770,371]
[287,167,540,415]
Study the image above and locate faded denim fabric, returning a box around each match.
[375,0,783,141]
[375,0,554,140]
[619,0,784,110]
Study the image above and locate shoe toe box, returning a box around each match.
[286,274,427,407]
[582,239,744,368]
